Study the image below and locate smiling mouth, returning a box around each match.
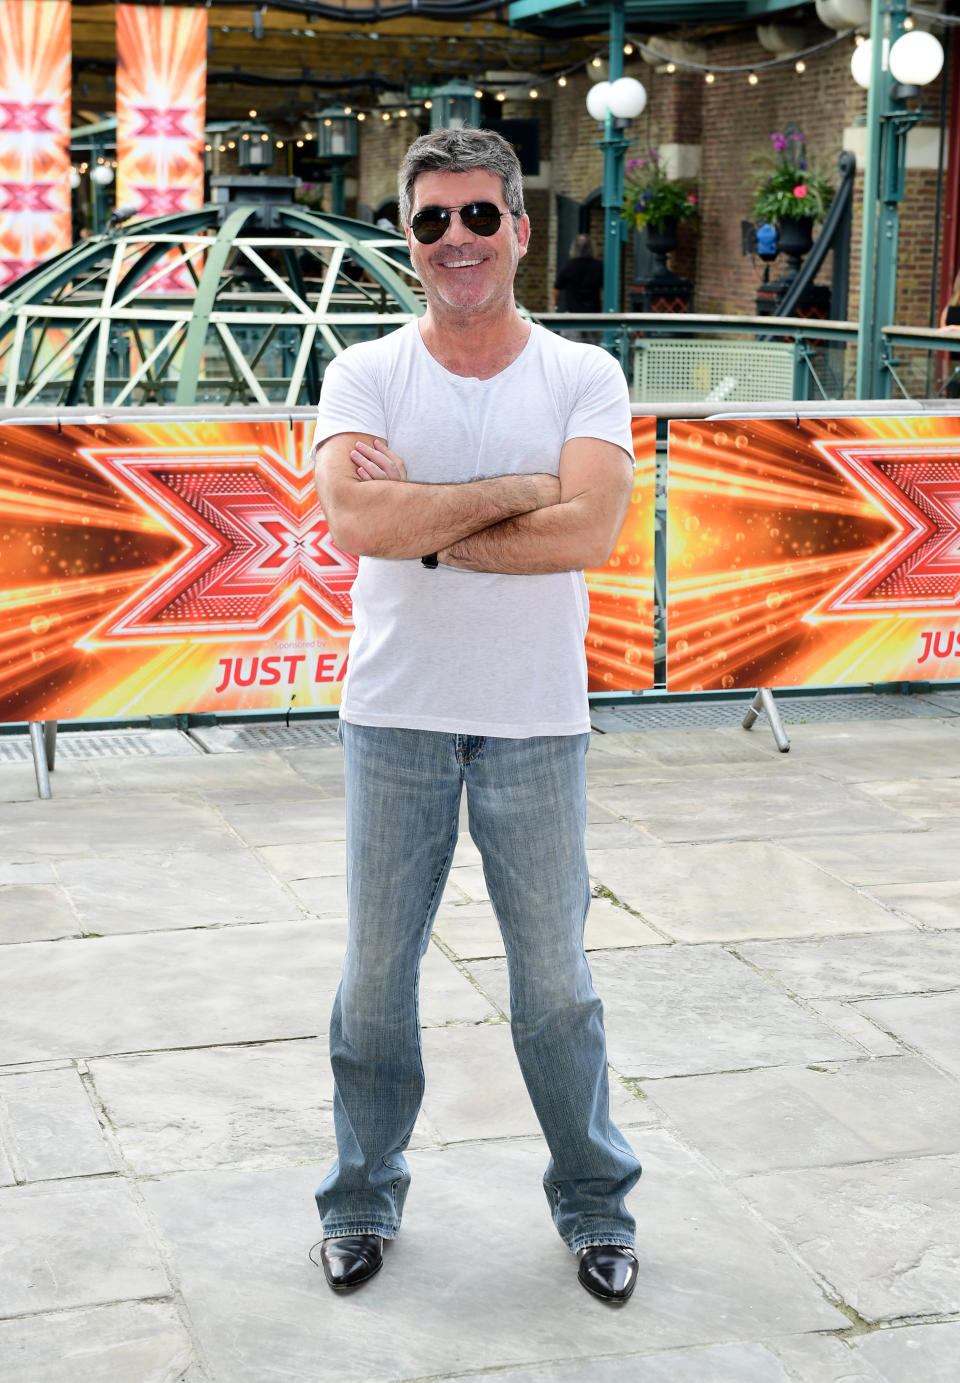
[439,258,484,269]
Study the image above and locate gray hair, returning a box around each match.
[570,234,595,259]
[398,128,525,229]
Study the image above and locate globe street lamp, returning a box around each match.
[585,16,647,313]
[853,2,944,396]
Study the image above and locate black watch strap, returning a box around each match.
[421,552,439,568]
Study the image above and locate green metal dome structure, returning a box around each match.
[0,202,422,408]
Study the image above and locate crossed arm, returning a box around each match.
[314,433,633,574]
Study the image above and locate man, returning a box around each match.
[311,127,642,1303]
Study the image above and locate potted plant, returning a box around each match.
[622,148,698,255]
[751,130,834,260]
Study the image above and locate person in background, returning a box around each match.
[553,233,603,315]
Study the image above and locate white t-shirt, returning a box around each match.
[312,319,633,737]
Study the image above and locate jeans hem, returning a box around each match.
[568,1234,636,1253]
[322,1224,399,1240]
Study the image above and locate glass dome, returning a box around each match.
[0,201,421,408]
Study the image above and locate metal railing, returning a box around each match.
[534,312,960,404]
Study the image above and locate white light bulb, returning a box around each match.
[850,36,889,88]
[889,30,944,86]
[606,76,647,119]
[585,81,611,121]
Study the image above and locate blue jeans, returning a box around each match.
[316,723,642,1251]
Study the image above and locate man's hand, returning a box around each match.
[351,437,407,482]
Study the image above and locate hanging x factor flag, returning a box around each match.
[667,414,960,691]
[0,0,71,291]
[115,3,206,292]
[0,413,657,723]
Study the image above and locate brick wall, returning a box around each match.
[346,23,952,331]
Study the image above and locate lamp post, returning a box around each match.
[317,105,359,216]
[429,82,481,131]
[854,0,944,396]
[585,3,647,312]
[237,120,275,171]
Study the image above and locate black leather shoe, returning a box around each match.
[577,1244,639,1302]
[319,1235,383,1292]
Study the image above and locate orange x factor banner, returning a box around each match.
[0,0,71,291]
[0,414,656,722]
[667,415,960,691]
[587,415,656,692]
[116,3,206,291]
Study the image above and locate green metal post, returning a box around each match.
[856,0,909,398]
[872,0,909,397]
[330,164,346,217]
[601,2,626,313]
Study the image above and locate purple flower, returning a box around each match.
[771,133,788,152]
[789,132,804,142]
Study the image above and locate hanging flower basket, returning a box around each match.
[622,149,699,234]
[751,131,834,225]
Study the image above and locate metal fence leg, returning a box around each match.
[741,689,790,754]
[29,721,53,798]
[44,720,57,772]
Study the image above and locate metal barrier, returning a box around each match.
[536,313,960,404]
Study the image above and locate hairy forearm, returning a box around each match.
[320,472,559,559]
[441,496,619,574]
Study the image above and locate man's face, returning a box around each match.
[405,168,530,317]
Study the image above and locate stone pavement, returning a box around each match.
[1,699,960,1382]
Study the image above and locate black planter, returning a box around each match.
[640,216,678,283]
[642,216,678,256]
[776,215,814,271]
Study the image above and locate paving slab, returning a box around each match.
[0,920,347,1063]
[141,1132,843,1383]
[89,750,310,803]
[806,1000,905,1056]
[276,745,348,793]
[418,1022,657,1146]
[857,777,960,821]
[737,1154,960,1323]
[736,932,960,999]
[0,883,80,943]
[0,794,238,862]
[217,796,348,847]
[781,825,960,885]
[0,1178,169,1316]
[640,1057,960,1175]
[586,841,908,942]
[853,1321,960,1382]
[765,1334,883,1383]
[865,880,960,929]
[0,1066,115,1182]
[0,1300,205,1383]
[58,849,301,933]
[467,947,859,1078]
[435,895,664,960]
[587,772,918,843]
[0,760,102,803]
[0,860,55,886]
[286,871,347,916]
[410,1339,876,1383]
[615,725,781,769]
[857,992,960,1078]
[583,817,655,849]
[766,720,960,783]
[89,1040,338,1176]
[258,838,346,879]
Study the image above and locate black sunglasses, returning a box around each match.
[409,201,507,245]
